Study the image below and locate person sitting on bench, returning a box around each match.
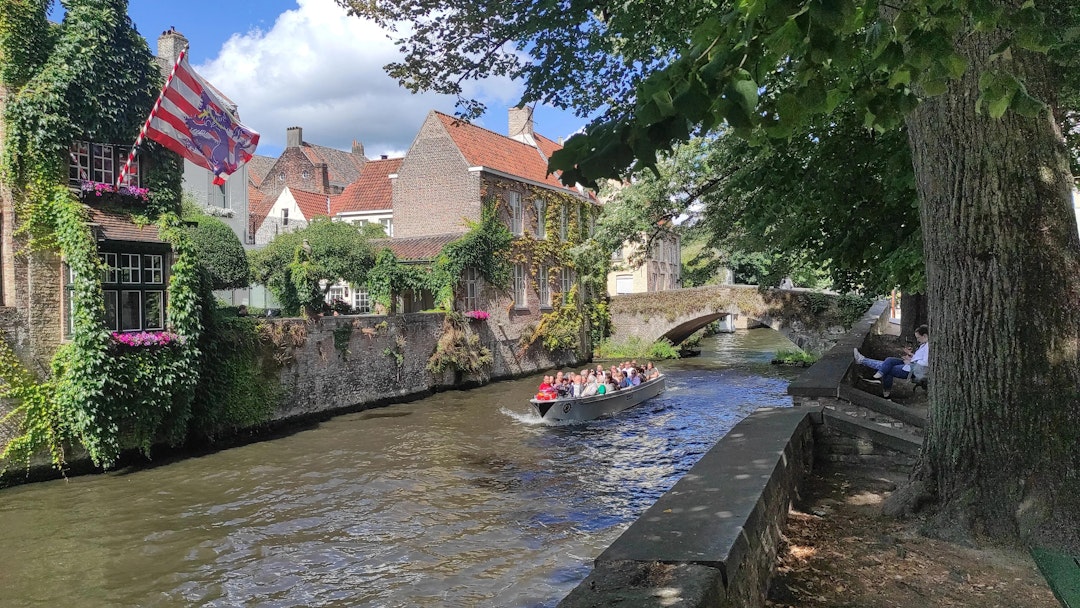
[853,325,930,399]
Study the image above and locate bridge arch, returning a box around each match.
[608,285,854,354]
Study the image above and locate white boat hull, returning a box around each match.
[529,376,666,422]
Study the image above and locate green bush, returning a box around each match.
[595,336,680,360]
[772,348,818,365]
[184,212,250,290]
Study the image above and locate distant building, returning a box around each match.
[607,231,682,296]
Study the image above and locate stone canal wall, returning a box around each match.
[265,312,580,421]
[557,299,923,607]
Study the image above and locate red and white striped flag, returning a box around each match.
[121,48,259,187]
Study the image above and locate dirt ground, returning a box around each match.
[766,332,1059,608]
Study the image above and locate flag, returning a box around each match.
[128,48,260,186]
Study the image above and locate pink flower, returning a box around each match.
[464,310,490,320]
[111,330,185,348]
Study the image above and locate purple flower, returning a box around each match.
[79,180,150,202]
[111,330,185,348]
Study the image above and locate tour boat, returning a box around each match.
[529,375,666,422]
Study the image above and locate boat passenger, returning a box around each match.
[582,373,599,396]
[628,368,642,386]
[645,362,660,380]
[571,374,584,397]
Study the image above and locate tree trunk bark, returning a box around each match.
[905,21,1080,549]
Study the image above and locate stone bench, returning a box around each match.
[557,406,815,607]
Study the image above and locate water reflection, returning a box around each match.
[0,329,801,607]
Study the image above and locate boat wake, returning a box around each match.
[499,407,590,427]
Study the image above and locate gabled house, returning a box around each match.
[256,126,367,198]
[330,156,400,236]
[388,107,600,354]
[253,187,331,245]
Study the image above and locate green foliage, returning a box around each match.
[332,325,352,359]
[427,313,493,375]
[432,197,514,307]
[249,217,375,315]
[365,248,429,311]
[835,293,877,328]
[0,0,55,88]
[182,202,250,290]
[594,336,680,361]
[190,312,278,438]
[523,285,585,353]
[772,348,818,366]
[0,337,64,473]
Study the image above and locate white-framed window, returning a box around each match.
[380,217,393,237]
[513,263,527,308]
[538,264,551,308]
[282,208,290,226]
[534,199,546,239]
[560,267,574,303]
[327,285,347,304]
[121,253,141,283]
[69,141,139,188]
[616,274,634,294]
[612,247,623,261]
[72,249,170,336]
[559,204,568,241]
[353,288,371,313]
[509,191,524,236]
[463,267,479,312]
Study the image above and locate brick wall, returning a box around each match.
[392,114,481,238]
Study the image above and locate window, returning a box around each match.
[513,263,527,308]
[74,250,169,335]
[616,274,634,295]
[380,217,393,237]
[353,288,371,313]
[509,191,524,236]
[538,265,551,308]
[327,285,347,304]
[560,267,574,303]
[301,169,311,180]
[559,204,568,241]
[612,247,623,261]
[68,141,138,188]
[463,267,479,312]
[534,199,546,239]
[278,171,286,182]
[282,208,289,226]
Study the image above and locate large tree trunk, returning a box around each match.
[904,22,1080,550]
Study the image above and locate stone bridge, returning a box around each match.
[607,285,859,354]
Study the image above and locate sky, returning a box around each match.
[53,0,589,158]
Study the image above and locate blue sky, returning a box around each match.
[53,0,588,158]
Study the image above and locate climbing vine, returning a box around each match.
[0,1,210,471]
[427,312,493,376]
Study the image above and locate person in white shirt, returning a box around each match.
[853,325,930,399]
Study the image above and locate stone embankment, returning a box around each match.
[557,300,925,607]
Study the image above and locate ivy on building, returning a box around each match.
[0,1,272,473]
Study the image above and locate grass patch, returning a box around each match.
[595,336,681,360]
[772,348,819,366]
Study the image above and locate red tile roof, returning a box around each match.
[248,186,272,223]
[86,207,165,243]
[433,112,579,195]
[290,188,331,221]
[378,233,460,262]
[331,157,402,215]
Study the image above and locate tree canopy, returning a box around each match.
[182,203,250,291]
[248,218,375,315]
[347,0,1080,550]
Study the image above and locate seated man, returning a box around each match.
[853,325,930,399]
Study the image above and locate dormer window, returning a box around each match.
[69,141,139,188]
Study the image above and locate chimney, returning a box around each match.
[286,126,303,148]
[508,106,535,144]
[352,139,365,157]
[314,162,329,194]
[156,27,188,76]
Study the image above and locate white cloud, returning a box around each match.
[196,0,522,157]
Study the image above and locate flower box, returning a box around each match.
[79,180,151,204]
[111,331,186,349]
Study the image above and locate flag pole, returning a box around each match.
[117,45,188,189]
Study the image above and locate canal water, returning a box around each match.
[0,329,803,608]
